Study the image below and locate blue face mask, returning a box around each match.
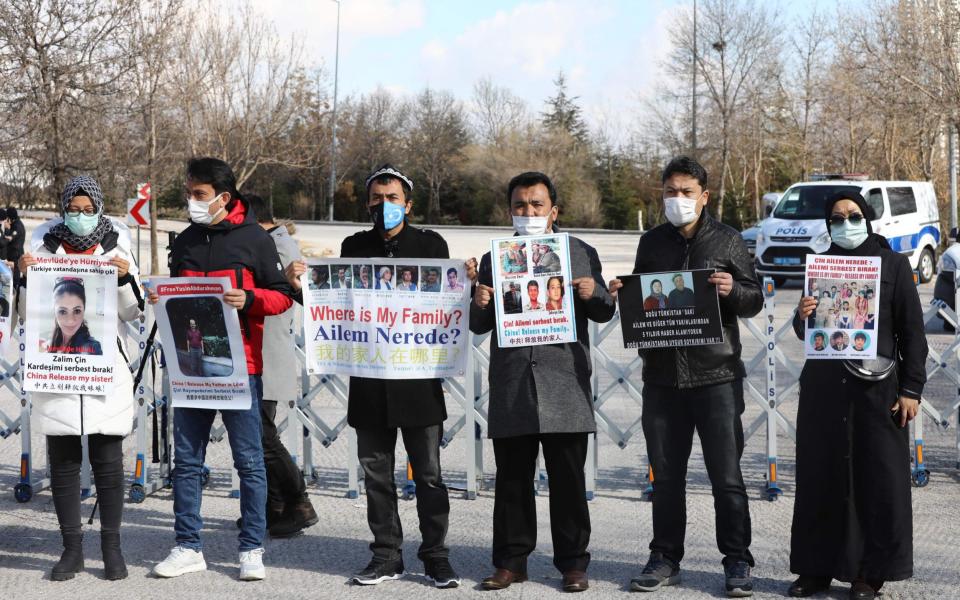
[371,201,405,231]
[64,212,100,236]
[830,220,869,249]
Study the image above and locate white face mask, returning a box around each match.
[512,215,549,236]
[663,195,702,227]
[188,193,224,225]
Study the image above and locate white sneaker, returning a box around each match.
[239,548,266,581]
[153,546,207,578]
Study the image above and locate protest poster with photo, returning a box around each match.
[149,277,251,409]
[804,254,881,359]
[302,258,470,378]
[24,256,118,395]
[0,261,13,355]
[616,269,724,349]
[490,232,577,348]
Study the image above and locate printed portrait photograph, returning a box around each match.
[808,277,876,330]
[307,265,331,290]
[420,266,442,293]
[38,276,108,356]
[330,263,353,289]
[500,281,523,315]
[522,278,546,313]
[352,264,374,290]
[374,264,395,290]
[851,330,871,352]
[545,275,565,312]
[498,240,528,277]
[443,266,465,293]
[166,296,234,378]
[640,272,695,310]
[531,238,562,275]
[809,329,827,352]
[395,265,419,291]
[829,330,850,352]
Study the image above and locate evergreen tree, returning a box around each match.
[541,72,590,144]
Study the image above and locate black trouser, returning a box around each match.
[642,380,754,568]
[356,424,449,563]
[47,434,125,536]
[261,400,307,510]
[492,432,591,574]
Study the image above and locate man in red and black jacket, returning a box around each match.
[150,157,292,582]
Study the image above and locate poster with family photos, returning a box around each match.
[804,254,881,359]
[490,232,577,348]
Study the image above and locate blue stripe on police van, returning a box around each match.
[886,225,940,253]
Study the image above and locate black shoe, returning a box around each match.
[51,531,84,581]
[850,580,878,599]
[424,557,461,588]
[630,552,680,592]
[788,576,832,597]
[724,561,753,597]
[100,531,128,581]
[351,557,405,585]
[236,507,284,531]
[269,499,319,538]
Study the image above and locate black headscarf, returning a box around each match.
[48,175,115,251]
[823,190,874,234]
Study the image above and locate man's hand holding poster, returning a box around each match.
[804,254,881,359]
[150,277,251,409]
[302,258,470,378]
[490,232,577,348]
[616,269,724,349]
[25,256,118,394]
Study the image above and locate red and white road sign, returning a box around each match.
[128,183,151,227]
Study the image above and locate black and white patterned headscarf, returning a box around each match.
[48,175,115,251]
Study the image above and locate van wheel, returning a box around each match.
[918,248,935,283]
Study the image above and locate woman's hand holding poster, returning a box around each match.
[804,254,881,359]
[302,259,470,378]
[150,277,251,409]
[25,256,118,395]
[489,232,577,348]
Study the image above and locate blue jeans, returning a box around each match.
[173,376,266,552]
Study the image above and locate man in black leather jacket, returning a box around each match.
[609,156,762,597]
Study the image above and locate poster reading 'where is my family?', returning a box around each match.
[491,232,577,348]
[150,277,251,409]
[617,269,724,349]
[804,254,881,359]
[25,256,118,395]
[302,258,471,379]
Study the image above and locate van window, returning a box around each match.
[888,187,917,217]
[773,185,862,219]
[866,188,884,218]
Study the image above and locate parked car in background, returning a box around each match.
[741,222,761,257]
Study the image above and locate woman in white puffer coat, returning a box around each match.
[16,175,142,582]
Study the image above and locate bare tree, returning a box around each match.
[407,88,469,221]
[471,77,528,146]
[0,0,137,193]
[668,0,780,220]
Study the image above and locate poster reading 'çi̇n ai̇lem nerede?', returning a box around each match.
[804,254,881,359]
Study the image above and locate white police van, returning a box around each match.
[755,176,941,285]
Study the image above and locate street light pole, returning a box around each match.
[328,0,341,222]
[691,0,697,158]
